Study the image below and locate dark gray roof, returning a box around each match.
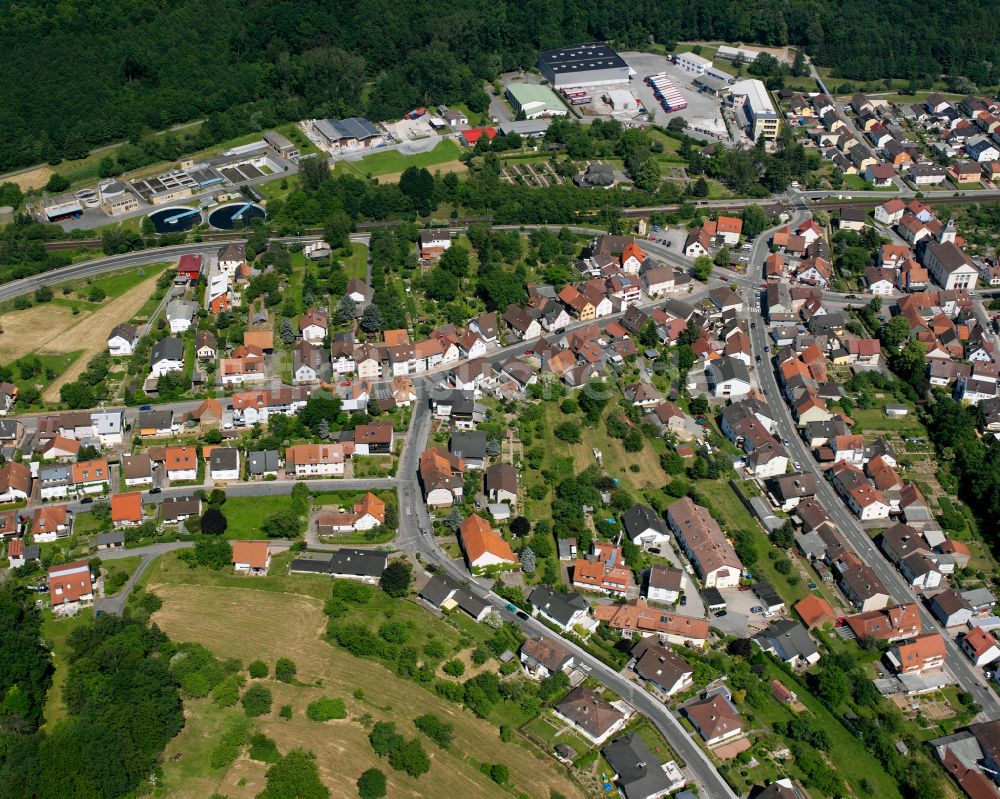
[137,409,173,430]
[432,388,476,415]
[328,548,387,577]
[529,585,588,627]
[23,545,40,561]
[485,462,517,495]
[210,447,240,471]
[248,450,279,474]
[160,495,201,521]
[96,531,125,546]
[450,430,487,460]
[710,355,751,385]
[419,574,489,619]
[602,733,673,799]
[621,504,668,540]
[753,581,783,608]
[109,322,137,341]
[150,336,184,365]
[317,117,381,141]
[754,618,817,662]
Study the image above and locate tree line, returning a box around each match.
[2,0,998,172]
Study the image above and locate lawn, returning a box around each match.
[82,262,171,300]
[341,139,463,178]
[850,407,926,435]
[220,495,295,540]
[41,608,94,726]
[144,554,584,799]
[695,480,808,603]
[342,242,368,281]
[102,555,142,594]
[757,661,904,799]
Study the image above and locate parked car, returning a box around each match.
[149,487,161,494]
[680,595,687,606]
[139,405,151,411]
[516,610,530,620]
[505,603,517,614]
[762,610,775,618]
[750,606,764,614]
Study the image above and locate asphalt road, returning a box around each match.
[392,384,738,798]
[738,218,1000,718]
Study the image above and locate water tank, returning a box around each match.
[75,188,100,208]
[0,205,14,225]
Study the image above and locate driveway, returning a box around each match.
[95,541,192,616]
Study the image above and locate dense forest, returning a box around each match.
[0,588,185,798]
[1,0,999,171]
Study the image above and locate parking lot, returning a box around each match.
[622,52,731,140]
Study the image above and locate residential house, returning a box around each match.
[299,307,329,343]
[290,548,388,582]
[111,492,143,527]
[794,594,835,629]
[107,323,139,356]
[887,632,946,675]
[49,560,93,607]
[846,603,922,641]
[960,628,1000,666]
[285,443,349,477]
[520,637,574,679]
[666,497,743,588]
[150,336,185,377]
[622,503,670,549]
[684,692,744,745]
[603,733,685,799]
[707,356,752,399]
[573,541,635,596]
[459,513,518,572]
[165,299,197,333]
[630,638,693,697]
[72,459,110,496]
[209,447,240,481]
[646,565,684,605]
[484,462,517,504]
[554,687,628,744]
[529,585,592,632]
[593,598,711,647]
[419,448,465,506]
[232,540,271,575]
[31,504,70,541]
[753,619,820,666]
[419,574,490,621]
[0,461,30,503]
[247,450,280,478]
[160,496,202,525]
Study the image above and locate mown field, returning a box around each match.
[143,553,585,799]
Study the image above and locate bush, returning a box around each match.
[211,674,245,707]
[553,422,581,443]
[307,697,347,722]
[378,620,412,644]
[379,560,412,597]
[489,763,510,785]
[357,768,387,799]
[279,704,293,720]
[368,721,431,777]
[200,508,228,535]
[414,714,454,749]
[241,684,273,717]
[210,720,249,769]
[442,659,465,677]
[248,732,281,763]
[248,660,269,678]
[275,657,297,683]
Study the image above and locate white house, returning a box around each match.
[707,356,752,399]
[165,300,197,334]
[91,410,125,447]
[149,337,185,378]
[208,448,241,481]
[107,323,138,356]
[218,242,246,276]
[621,504,670,549]
[646,565,683,605]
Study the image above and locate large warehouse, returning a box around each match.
[537,42,632,88]
[505,84,568,119]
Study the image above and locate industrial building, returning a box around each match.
[716,45,761,63]
[504,84,568,119]
[263,130,299,161]
[675,52,712,75]
[310,117,387,153]
[731,79,780,141]
[537,42,632,88]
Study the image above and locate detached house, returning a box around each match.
[107,323,139,356]
[459,513,518,572]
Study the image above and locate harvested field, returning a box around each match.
[0,269,163,400]
[377,159,467,184]
[6,165,52,191]
[149,575,584,799]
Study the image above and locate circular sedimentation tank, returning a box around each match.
[147,205,203,233]
[207,202,265,230]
